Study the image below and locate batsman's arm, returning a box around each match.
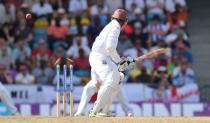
[106,27,122,63]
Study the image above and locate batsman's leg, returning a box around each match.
[90,70,120,116]
[75,80,98,116]
[117,87,133,116]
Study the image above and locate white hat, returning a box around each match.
[158,66,167,72]
[57,8,65,14]
[165,33,178,43]
[134,8,142,15]
[21,3,28,8]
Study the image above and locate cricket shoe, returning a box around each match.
[96,112,115,117]
[89,110,97,117]
[127,112,134,117]
[126,110,134,117]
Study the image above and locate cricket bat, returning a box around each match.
[134,48,171,62]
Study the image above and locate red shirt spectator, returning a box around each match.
[73,48,90,70]
[32,39,52,67]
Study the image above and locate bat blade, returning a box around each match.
[135,48,170,62]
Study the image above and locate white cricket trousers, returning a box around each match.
[76,80,132,115]
[89,52,121,113]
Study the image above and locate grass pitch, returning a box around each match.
[1,116,210,123]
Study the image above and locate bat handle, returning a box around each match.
[134,55,146,62]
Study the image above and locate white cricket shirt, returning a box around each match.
[91,19,121,57]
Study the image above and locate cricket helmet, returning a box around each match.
[112,9,128,23]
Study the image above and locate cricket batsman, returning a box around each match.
[88,9,135,117]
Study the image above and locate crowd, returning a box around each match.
[0,0,197,99]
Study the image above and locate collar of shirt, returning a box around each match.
[111,19,121,29]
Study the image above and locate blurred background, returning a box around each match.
[0,0,210,116]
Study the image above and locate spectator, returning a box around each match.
[127,3,139,21]
[0,64,13,84]
[105,0,123,13]
[89,2,109,17]
[89,2,109,26]
[15,9,25,27]
[135,66,151,84]
[128,62,151,83]
[152,82,169,102]
[12,37,31,63]
[48,17,69,40]
[80,17,91,34]
[0,1,16,26]
[175,4,188,24]
[0,35,12,56]
[172,58,195,87]
[73,48,90,77]
[166,7,188,31]
[69,18,78,36]
[123,39,147,58]
[48,17,69,50]
[67,35,90,58]
[68,0,87,16]
[14,19,32,44]
[32,39,52,67]
[145,0,164,21]
[168,56,179,74]
[164,0,176,13]
[175,0,187,7]
[117,32,133,55]
[51,46,66,66]
[2,23,15,44]
[0,46,14,70]
[48,0,63,11]
[130,10,147,45]
[57,8,69,26]
[32,60,54,85]
[151,66,171,88]
[32,0,53,17]
[144,15,168,45]
[15,63,35,84]
[172,41,193,64]
[125,0,145,12]
[153,55,170,72]
[87,15,103,46]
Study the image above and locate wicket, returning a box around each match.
[56,64,74,117]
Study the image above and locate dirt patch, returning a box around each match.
[1,116,210,123]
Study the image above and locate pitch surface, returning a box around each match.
[1,116,210,123]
